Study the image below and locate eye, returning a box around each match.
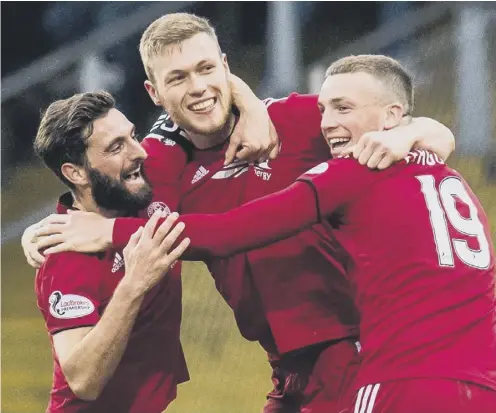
[337,106,351,113]
[132,134,141,142]
[168,74,185,84]
[201,64,215,73]
[317,105,325,114]
[109,142,123,153]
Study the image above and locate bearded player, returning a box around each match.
[23,14,456,413]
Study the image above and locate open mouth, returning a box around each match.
[188,97,217,113]
[123,165,143,182]
[328,137,351,151]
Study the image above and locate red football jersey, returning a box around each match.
[298,152,496,390]
[36,193,188,413]
[171,151,496,390]
[114,93,359,354]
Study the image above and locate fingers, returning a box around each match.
[127,226,144,249]
[267,121,280,160]
[376,154,396,170]
[166,238,191,264]
[268,142,280,160]
[36,234,65,250]
[236,146,266,163]
[143,209,163,240]
[26,254,42,269]
[357,142,377,166]
[351,138,366,161]
[44,243,71,255]
[235,145,254,162]
[35,223,66,237]
[224,135,242,165]
[153,212,180,243]
[159,221,186,253]
[339,144,355,158]
[365,150,386,169]
[25,244,45,268]
[43,213,70,225]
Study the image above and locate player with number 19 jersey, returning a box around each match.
[162,150,496,410]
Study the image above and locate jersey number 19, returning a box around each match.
[416,175,490,270]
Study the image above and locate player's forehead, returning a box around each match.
[151,32,222,76]
[319,72,384,105]
[87,108,134,148]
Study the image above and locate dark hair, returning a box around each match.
[34,91,115,189]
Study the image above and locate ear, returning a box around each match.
[144,80,162,107]
[383,103,405,130]
[221,53,230,73]
[61,163,88,187]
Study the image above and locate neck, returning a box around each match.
[184,113,236,150]
[72,188,124,219]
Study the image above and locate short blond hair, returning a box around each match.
[326,55,414,115]
[139,12,219,83]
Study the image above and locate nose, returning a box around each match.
[188,73,207,96]
[129,138,147,161]
[320,109,339,132]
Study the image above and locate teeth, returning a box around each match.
[328,138,350,146]
[190,98,215,111]
[125,167,141,180]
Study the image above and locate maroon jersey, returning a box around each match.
[298,152,496,390]
[36,193,188,413]
[114,93,359,354]
[165,150,496,391]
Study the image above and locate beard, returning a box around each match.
[86,166,153,214]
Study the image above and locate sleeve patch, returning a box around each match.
[49,291,95,319]
[145,133,177,146]
[305,162,329,175]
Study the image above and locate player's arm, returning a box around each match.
[51,215,188,401]
[21,132,187,269]
[171,158,393,258]
[342,116,455,169]
[271,93,455,167]
[225,73,280,165]
[26,159,385,259]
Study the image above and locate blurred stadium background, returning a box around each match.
[2,2,495,412]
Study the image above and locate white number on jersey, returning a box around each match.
[416,175,490,269]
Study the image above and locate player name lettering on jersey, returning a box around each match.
[405,149,444,166]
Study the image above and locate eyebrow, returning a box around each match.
[164,60,213,83]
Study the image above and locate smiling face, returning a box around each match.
[317,71,407,157]
[144,32,233,140]
[318,71,401,157]
[83,108,152,212]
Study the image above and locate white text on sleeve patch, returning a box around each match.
[49,291,95,319]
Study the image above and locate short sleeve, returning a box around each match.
[266,93,328,162]
[140,137,187,218]
[37,252,103,335]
